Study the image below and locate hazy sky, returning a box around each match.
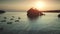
[0,0,60,11]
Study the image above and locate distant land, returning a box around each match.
[0,10,60,13]
[42,10,60,13]
[8,10,60,13]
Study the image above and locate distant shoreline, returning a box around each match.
[43,11,60,13]
[42,10,60,13]
[6,11,60,13]
[5,10,60,13]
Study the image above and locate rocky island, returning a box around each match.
[0,10,6,14]
[58,14,60,18]
[27,8,44,18]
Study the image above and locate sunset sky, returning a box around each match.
[0,0,60,11]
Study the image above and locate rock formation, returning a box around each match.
[58,14,60,18]
[0,10,5,14]
[27,8,44,18]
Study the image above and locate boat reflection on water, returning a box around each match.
[27,8,44,20]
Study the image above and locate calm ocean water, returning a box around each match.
[0,12,60,34]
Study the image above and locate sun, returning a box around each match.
[34,1,45,10]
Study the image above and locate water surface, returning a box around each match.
[0,12,60,34]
